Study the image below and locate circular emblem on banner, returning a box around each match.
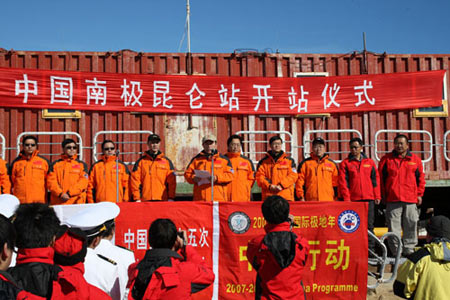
[228,211,251,234]
[338,210,360,233]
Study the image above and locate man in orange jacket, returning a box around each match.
[256,136,298,201]
[87,140,129,203]
[225,134,255,201]
[10,136,50,204]
[47,139,89,205]
[131,134,176,201]
[184,135,233,201]
[0,158,11,194]
[296,137,339,201]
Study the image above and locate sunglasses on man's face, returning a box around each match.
[65,146,77,150]
[24,143,36,147]
[104,147,115,151]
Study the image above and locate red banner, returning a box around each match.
[115,201,368,300]
[0,66,444,115]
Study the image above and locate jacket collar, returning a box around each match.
[61,153,77,161]
[102,155,117,163]
[392,149,412,158]
[348,152,367,161]
[16,247,55,265]
[310,151,329,162]
[145,248,182,259]
[145,150,163,160]
[226,151,241,158]
[199,150,220,160]
[267,150,285,162]
[20,149,39,160]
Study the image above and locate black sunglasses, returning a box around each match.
[104,147,115,151]
[24,143,36,147]
[65,146,77,150]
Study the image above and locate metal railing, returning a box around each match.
[92,130,153,165]
[374,130,433,163]
[444,130,450,162]
[0,133,5,160]
[16,131,84,161]
[235,130,294,165]
[302,129,363,163]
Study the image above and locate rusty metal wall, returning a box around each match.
[0,50,449,181]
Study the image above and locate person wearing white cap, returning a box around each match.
[184,134,234,201]
[95,208,136,299]
[0,194,20,267]
[66,202,121,300]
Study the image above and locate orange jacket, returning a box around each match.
[47,154,89,205]
[87,155,130,203]
[225,152,255,202]
[0,159,11,194]
[10,150,49,203]
[184,151,233,201]
[296,153,338,201]
[130,151,176,201]
[255,151,298,201]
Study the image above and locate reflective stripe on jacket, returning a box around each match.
[0,158,11,194]
[130,151,176,201]
[256,151,298,201]
[338,153,380,201]
[10,150,49,203]
[225,152,255,202]
[87,155,130,203]
[47,154,89,205]
[296,153,338,201]
[394,240,450,299]
[379,150,425,203]
[184,151,233,202]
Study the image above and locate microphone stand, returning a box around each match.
[115,150,120,203]
[210,149,218,201]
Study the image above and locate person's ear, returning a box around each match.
[49,236,56,247]
[1,244,10,261]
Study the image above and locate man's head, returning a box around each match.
[102,140,116,158]
[394,134,409,156]
[0,214,16,271]
[261,195,290,225]
[22,135,38,156]
[426,215,450,242]
[227,134,243,153]
[202,135,217,154]
[349,137,363,157]
[62,138,78,157]
[148,218,177,249]
[312,137,326,158]
[147,134,161,154]
[12,203,60,249]
[269,136,283,154]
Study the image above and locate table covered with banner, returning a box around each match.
[113,201,368,300]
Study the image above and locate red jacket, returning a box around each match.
[0,271,45,300]
[338,153,381,201]
[247,222,309,300]
[379,150,426,203]
[127,246,215,300]
[256,151,298,201]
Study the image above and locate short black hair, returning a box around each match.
[0,214,16,252]
[148,218,177,249]
[62,138,77,148]
[101,140,115,150]
[102,219,115,238]
[394,134,409,144]
[12,203,60,249]
[22,135,38,146]
[349,137,363,146]
[227,134,243,147]
[269,136,282,145]
[261,195,290,224]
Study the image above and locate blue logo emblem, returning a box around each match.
[337,210,360,233]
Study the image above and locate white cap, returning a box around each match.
[0,194,20,218]
[65,202,120,237]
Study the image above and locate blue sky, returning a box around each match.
[1,0,449,54]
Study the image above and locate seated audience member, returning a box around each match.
[53,225,111,299]
[128,218,215,299]
[394,215,450,299]
[0,214,44,299]
[247,195,309,300]
[8,203,62,299]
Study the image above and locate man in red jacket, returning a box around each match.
[247,195,309,300]
[0,214,44,300]
[127,218,215,300]
[379,134,426,256]
[338,137,380,253]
